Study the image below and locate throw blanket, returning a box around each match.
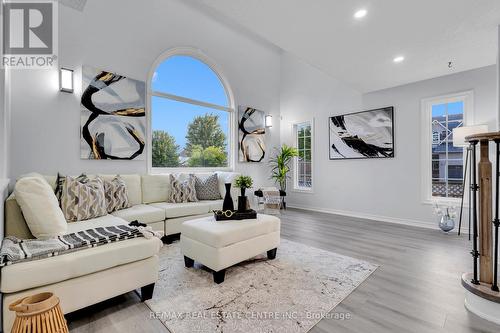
[261,187,281,211]
[0,224,155,267]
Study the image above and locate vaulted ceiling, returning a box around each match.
[194,0,500,92]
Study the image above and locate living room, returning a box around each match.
[1,0,500,332]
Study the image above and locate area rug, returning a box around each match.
[145,239,377,333]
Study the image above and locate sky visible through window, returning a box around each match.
[431,101,463,117]
[152,55,229,153]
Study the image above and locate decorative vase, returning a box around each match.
[238,187,248,212]
[439,214,455,232]
[222,183,234,211]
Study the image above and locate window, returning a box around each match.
[294,121,313,191]
[150,51,233,169]
[421,91,473,202]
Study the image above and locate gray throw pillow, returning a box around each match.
[195,174,221,200]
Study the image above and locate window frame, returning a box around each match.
[147,47,236,173]
[292,119,314,193]
[421,90,474,205]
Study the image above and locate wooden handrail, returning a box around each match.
[466,131,500,142]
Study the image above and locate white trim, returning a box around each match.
[146,47,236,173]
[292,118,314,193]
[151,91,232,113]
[464,290,500,326]
[421,90,474,205]
[287,203,445,231]
[150,167,233,174]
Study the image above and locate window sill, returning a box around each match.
[291,187,314,194]
[151,167,234,174]
[422,197,467,208]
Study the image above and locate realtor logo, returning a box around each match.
[2,0,58,68]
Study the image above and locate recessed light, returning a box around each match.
[393,56,405,63]
[354,9,367,19]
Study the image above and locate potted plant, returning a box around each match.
[269,144,299,192]
[235,175,253,212]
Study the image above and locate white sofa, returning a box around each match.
[2,171,239,332]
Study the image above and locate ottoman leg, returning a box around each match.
[184,256,194,268]
[162,235,173,244]
[267,248,277,260]
[213,269,226,284]
[141,283,155,302]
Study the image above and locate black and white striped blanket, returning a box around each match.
[0,225,144,267]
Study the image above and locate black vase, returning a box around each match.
[238,187,248,212]
[222,183,234,211]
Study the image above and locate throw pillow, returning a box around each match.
[54,172,87,204]
[195,174,221,200]
[168,174,198,203]
[14,175,68,239]
[104,176,131,213]
[61,176,107,222]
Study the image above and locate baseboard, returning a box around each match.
[286,203,443,231]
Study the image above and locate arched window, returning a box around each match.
[149,50,233,170]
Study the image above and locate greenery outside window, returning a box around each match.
[149,51,233,170]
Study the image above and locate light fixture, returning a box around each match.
[452,125,488,147]
[354,9,367,19]
[265,115,273,128]
[393,56,405,63]
[59,68,74,93]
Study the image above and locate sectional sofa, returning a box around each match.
[1,171,239,332]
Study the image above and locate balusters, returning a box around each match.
[493,139,500,292]
[470,140,480,285]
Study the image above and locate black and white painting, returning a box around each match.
[80,66,146,160]
[238,106,266,162]
[329,107,394,160]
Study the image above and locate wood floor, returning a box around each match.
[67,208,500,333]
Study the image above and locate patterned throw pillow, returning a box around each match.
[61,176,107,222]
[103,176,130,213]
[168,174,198,203]
[195,174,221,200]
[55,172,87,205]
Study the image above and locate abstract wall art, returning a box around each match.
[238,106,266,162]
[329,106,394,160]
[80,66,146,160]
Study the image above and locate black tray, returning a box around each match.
[213,209,257,221]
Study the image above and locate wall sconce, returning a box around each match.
[59,68,74,93]
[265,115,273,128]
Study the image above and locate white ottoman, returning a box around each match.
[180,214,280,283]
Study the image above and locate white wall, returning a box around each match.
[363,65,497,226]
[0,68,6,180]
[7,0,281,188]
[0,67,6,240]
[279,53,364,212]
[281,56,497,228]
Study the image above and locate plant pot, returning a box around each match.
[222,183,234,211]
[238,196,249,212]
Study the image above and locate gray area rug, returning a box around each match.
[146,239,377,333]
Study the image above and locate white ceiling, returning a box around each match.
[194,0,500,93]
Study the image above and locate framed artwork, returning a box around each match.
[238,106,266,162]
[80,66,146,160]
[329,106,394,160]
